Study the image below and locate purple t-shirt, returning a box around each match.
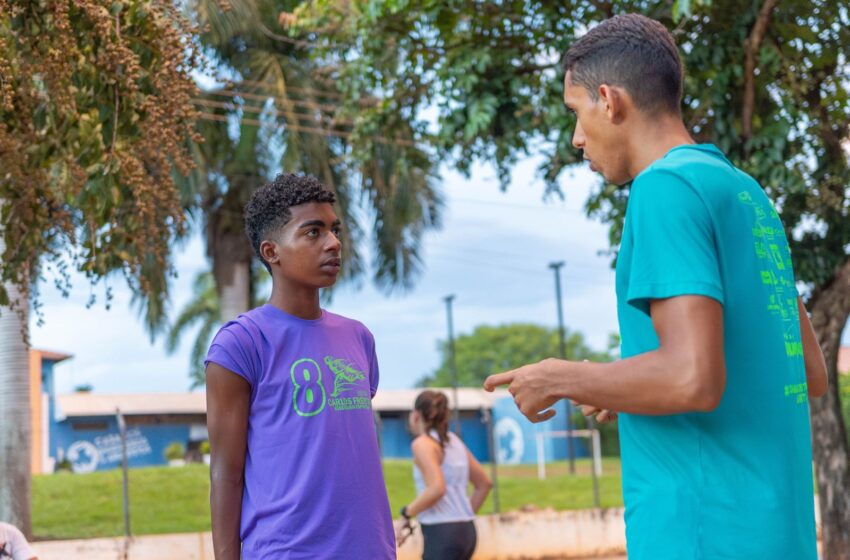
[205,304,395,559]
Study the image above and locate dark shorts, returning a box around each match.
[421,520,477,560]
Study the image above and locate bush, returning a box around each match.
[164,442,186,462]
[199,440,210,455]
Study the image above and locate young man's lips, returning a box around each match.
[321,258,341,270]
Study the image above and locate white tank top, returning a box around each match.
[412,431,476,525]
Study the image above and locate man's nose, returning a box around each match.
[572,122,585,150]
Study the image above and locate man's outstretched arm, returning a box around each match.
[485,295,726,420]
[206,363,250,560]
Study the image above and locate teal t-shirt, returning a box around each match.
[615,144,816,559]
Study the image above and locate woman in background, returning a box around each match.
[397,390,492,560]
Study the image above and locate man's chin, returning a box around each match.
[603,171,632,186]
[317,275,339,289]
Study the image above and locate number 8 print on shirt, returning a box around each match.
[291,355,372,417]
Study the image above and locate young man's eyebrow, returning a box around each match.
[297,219,341,229]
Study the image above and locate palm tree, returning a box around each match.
[166,272,221,389]
[0,237,31,532]
[166,269,268,388]
[177,0,441,324]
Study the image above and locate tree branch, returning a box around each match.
[742,0,779,146]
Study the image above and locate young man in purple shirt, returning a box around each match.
[205,174,395,560]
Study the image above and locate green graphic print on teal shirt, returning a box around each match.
[614,144,816,559]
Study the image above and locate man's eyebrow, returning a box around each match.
[296,219,341,228]
[297,219,326,229]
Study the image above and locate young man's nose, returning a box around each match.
[572,122,586,150]
[325,231,342,252]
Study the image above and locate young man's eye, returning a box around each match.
[332,227,341,237]
[306,228,319,237]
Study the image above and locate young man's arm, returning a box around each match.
[485,295,726,419]
[206,363,251,560]
[797,297,828,397]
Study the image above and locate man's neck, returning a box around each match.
[626,114,696,180]
[267,280,322,320]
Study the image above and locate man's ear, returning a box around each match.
[597,84,628,125]
[259,239,279,267]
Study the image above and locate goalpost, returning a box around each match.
[535,428,603,508]
[535,428,603,479]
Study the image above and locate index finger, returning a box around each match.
[483,370,516,391]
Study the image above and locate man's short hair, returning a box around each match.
[244,173,336,270]
[562,13,683,115]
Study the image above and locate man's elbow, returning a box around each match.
[209,459,245,488]
[808,384,828,399]
[682,363,725,412]
[807,372,828,398]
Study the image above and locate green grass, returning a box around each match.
[33,459,622,540]
[33,464,211,540]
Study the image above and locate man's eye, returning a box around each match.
[332,227,341,237]
[307,228,319,237]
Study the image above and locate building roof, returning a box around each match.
[56,387,513,418]
[57,392,207,418]
[839,346,850,375]
[371,387,512,412]
[33,348,73,363]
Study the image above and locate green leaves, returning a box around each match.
[421,323,616,387]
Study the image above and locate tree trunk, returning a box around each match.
[217,257,251,322]
[207,197,254,322]
[808,258,850,559]
[0,237,32,536]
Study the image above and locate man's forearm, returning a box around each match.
[549,349,723,415]
[210,479,243,560]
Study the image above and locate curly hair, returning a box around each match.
[244,174,336,270]
[562,13,683,116]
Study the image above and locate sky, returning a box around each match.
[30,157,624,395]
[30,155,850,396]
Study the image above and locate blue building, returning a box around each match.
[36,352,588,473]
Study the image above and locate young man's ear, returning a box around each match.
[597,84,627,124]
[259,239,280,267]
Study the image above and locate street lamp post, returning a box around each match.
[549,261,575,475]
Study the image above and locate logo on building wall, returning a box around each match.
[495,417,524,464]
[67,440,99,474]
[67,429,152,473]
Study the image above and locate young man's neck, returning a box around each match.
[267,280,322,320]
[626,113,696,180]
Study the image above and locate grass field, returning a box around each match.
[32,458,622,540]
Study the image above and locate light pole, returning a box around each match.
[444,294,462,437]
[549,261,575,475]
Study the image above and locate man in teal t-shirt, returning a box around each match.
[485,13,828,559]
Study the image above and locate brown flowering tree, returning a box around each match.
[0,0,199,534]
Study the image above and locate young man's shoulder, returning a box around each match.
[322,309,372,333]
[641,145,748,185]
[214,306,267,338]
